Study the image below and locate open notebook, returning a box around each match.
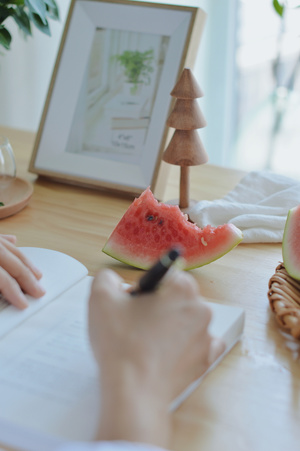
[0,248,245,451]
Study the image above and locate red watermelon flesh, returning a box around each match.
[102,187,243,270]
[282,205,300,280]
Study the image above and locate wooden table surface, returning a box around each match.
[0,126,299,451]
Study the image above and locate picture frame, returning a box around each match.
[29,0,206,197]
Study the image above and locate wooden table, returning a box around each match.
[1,126,299,451]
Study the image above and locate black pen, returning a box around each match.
[130,248,181,295]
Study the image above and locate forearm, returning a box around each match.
[96,363,171,449]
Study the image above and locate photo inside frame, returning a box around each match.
[65,28,170,165]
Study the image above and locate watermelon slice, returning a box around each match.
[102,188,243,270]
[282,205,300,280]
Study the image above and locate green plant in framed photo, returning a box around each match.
[0,0,59,51]
[114,49,154,94]
[273,0,300,16]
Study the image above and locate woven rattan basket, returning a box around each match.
[268,262,300,339]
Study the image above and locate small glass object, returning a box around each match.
[0,136,16,190]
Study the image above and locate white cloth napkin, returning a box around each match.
[188,171,300,243]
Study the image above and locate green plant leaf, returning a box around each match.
[0,1,25,5]
[30,11,50,34]
[273,0,285,17]
[0,25,11,49]
[25,0,47,24]
[11,6,31,36]
[43,0,56,6]
[0,6,14,24]
[0,0,59,50]
[44,0,59,20]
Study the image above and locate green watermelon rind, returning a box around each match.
[184,227,243,270]
[102,245,150,270]
[103,224,243,270]
[282,206,300,280]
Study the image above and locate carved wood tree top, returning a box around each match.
[170,67,204,99]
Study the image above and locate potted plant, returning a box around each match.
[0,0,59,50]
[114,48,154,95]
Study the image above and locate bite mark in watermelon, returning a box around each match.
[282,205,300,280]
[102,188,243,270]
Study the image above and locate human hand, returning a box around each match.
[0,234,45,309]
[88,268,224,446]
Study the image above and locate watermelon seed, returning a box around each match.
[147,215,154,221]
[158,219,164,226]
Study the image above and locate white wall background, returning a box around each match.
[0,0,237,166]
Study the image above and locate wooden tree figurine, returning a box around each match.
[162,68,208,209]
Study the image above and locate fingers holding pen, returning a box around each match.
[89,269,126,329]
[159,269,226,376]
[160,269,212,327]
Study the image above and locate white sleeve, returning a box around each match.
[56,441,169,451]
